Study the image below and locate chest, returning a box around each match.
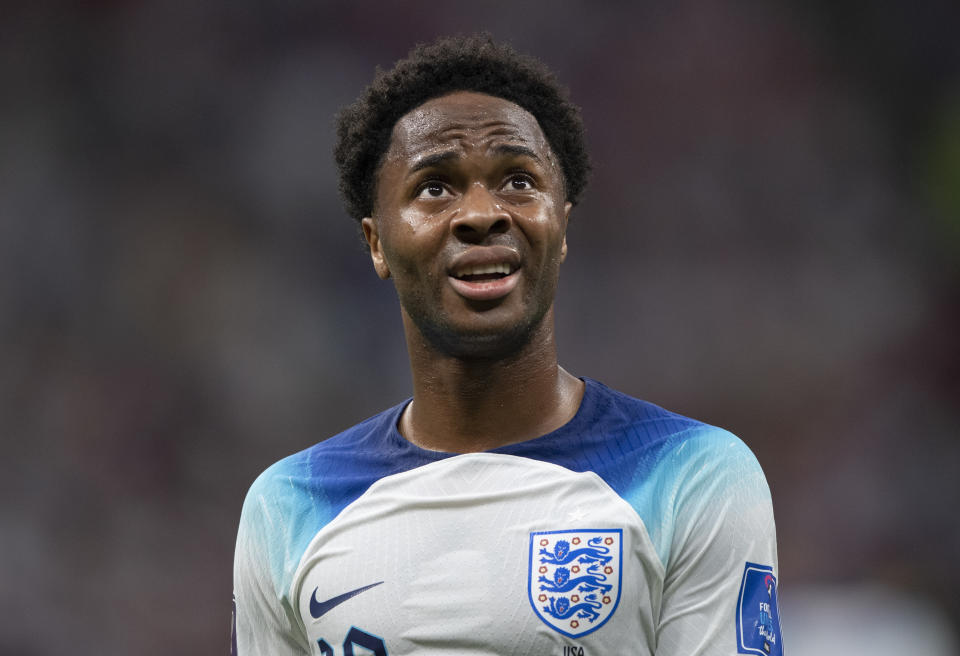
[292,456,665,655]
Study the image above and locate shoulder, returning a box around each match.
[238,403,405,538]
[235,402,408,598]
[582,378,704,436]
[240,400,406,525]
[583,380,771,562]
[575,378,759,485]
[653,427,775,575]
[585,377,763,477]
[661,424,767,489]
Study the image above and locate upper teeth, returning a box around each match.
[456,263,512,277]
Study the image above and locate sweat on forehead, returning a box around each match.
[385,92,555,164]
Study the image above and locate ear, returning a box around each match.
[560,201,572,263]
[361,217,391,280]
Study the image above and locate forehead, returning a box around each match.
[386,91,552,163]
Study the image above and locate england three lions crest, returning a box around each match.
[528,529,623,638]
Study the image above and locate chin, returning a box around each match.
[435,331,528,360]
[416,310,551,361]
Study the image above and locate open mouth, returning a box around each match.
[448,262,520,301]
[451,263,516,282]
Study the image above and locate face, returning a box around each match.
[362,91,572,359]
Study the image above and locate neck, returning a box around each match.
[399,308,584,453]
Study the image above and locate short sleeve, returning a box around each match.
[233,477,311,656]
[654,431,782,655]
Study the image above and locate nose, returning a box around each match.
[450,183,511,242]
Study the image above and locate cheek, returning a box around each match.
[397,205,449,240]
[380,211,448,277]
[525,201,568,247]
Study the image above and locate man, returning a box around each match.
[233,35,782,656]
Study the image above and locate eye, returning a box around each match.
[416,181,452,199]
[503,173,535,191]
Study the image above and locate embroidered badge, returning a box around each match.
[528,529,622,638]
[736,562,783,655]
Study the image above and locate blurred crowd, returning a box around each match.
[1,1,958,653]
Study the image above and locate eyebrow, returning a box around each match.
[409,151,459,175]
[491,143,543,162]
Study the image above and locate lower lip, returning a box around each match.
[448,271,520,301]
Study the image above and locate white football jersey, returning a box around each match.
[233,379,782,655]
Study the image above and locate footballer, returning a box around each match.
[232,35,783,655]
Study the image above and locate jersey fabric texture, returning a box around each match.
[233,378,782,655]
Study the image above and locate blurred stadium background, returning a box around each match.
[1,1,958,653]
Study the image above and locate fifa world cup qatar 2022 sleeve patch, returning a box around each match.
[736,562,783,656]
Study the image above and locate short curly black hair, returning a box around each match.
[334,34,590,223]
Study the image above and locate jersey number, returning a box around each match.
[317,627,387,656]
